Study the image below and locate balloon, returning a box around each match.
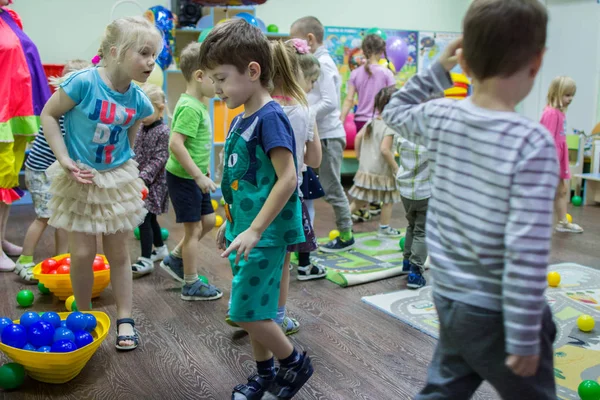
[147,65,164,88]
[234,12,259,28]
[145,6,176,70]
[196,15,213,30]
[267,24,279,33]
[256,18,267,33]
[365,27,387,40]
[344,114,358,150]
[198,28,213,43]
[386,36,409,71]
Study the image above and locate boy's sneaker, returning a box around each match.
[555,220,584,233]
[378,226,402,237]
[297,264,326,281]
[262,352,314,399]
[132,257,154,277]
[181,279,223,301]
[232,373,275,400]
[368,202,383,216]
[319,236,355,253]
[407,272,426,289]
[400,259,411,275]
[14,261,36,282]
[351,209,371,223]
[160,254,184,282]
[150,245,169,262]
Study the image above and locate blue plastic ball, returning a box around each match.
[37,346,51,353]
[0,317,12,335]
[41,312,61,329]
[66,312,87,332]
[19,311,40,330]
[23,343,36,351]
[83,314,97,332]
[50,339,78,353]
[73,330,94,348]
[53,327,75,343]
[1,324,27,349]
[60,321,67,328]
[28,321,55,348]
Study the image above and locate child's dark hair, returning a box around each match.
[366,85,396,138]
[463,0,547,80]
[362,34,387,76]
[198,19,273,88]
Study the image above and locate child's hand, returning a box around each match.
[194,175,217,194]
[505,354,540,377]
[216,222,227,250]
[439,37,463,72]
[60,158,94,184]
[221,227,261,265]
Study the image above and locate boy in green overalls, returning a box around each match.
[199,19,314,399]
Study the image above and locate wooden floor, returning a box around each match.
[2,196,599,400]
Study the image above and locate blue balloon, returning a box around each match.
[37,346,51,353]
[53,327,75,343]
[41,312,61,329]
[28,321,55,348]
[73,330,94,348]
[0,317,12,335]
[19,311,40,329]
[148,5,175,70]
[196,15,212,30]
[83,314,97,332]
[23,343,37,351]
[51,339,78,353]
[66,312,87,332]
[1,324,27,349]
[234,12,259,28]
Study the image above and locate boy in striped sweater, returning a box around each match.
[383,0,558,398]
[14,60,90,282]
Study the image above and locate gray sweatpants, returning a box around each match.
[319,137,352,231]
[402,196,428,273]
[416,294,556,400]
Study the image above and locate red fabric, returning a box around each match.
[0,188,23,204]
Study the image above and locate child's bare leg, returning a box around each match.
[103,231,135,345]
[238,320,294,360]
[55,228,68,255]
[380,202,394,226]
[278,253,291,308]
[350,199,368,214]
[69,232,96,312]
[182,222,203,279]
[21,218,48,257]
[95,234,104,255]
[554,180,568,223]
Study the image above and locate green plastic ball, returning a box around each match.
[572,195,583,207]
[0,363,26,390]
[198,275,208,284]
[134,227,140,240]
[161,228,169,241]
[578,380,600,400]
[267,24,279,33]
[399,236,405,251]
[220,198,225,206]
[16,290,34,307]
[37,282,50,295]
[365,27,387,40]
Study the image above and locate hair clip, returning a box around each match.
[286,38,311,55]
[91,55,101,65]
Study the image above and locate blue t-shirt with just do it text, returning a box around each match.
[59,68,154,170]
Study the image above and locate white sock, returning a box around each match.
[184,274,198,285]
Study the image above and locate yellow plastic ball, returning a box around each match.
[215,215,224,227]
[547,272,561,287]
[577,314,595,332]
[65,295,76,312]
[566,213,573,223]
[329,229,340,241]
[211,199,218,211]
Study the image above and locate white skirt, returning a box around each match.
[46,159,147,234]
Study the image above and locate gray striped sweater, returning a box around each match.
[382,62,559,356]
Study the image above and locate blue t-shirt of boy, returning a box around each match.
[59,68,154,171]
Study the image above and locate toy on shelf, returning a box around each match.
[144,5,176,70]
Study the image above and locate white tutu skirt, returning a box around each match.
[46,159,147,234]
[348,171,401,204]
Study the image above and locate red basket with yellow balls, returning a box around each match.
[33,254,111,300]
[0,311,110,384]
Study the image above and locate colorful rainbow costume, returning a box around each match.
[0,7,50,204]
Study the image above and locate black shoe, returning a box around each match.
[262,353,314,399]
[319,236,355,253]
[231,373,275,400]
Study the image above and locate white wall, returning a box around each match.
[256,0,470,33]
[11,0,469,64]
[11,0,169,64]
[521,0,600,131]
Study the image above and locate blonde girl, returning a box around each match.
[540,76,583,233]
[41,16,162,351]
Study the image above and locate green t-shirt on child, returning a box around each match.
[165,94,212,179]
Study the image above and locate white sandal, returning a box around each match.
[131,257,154,277]
[14,261,36,283]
